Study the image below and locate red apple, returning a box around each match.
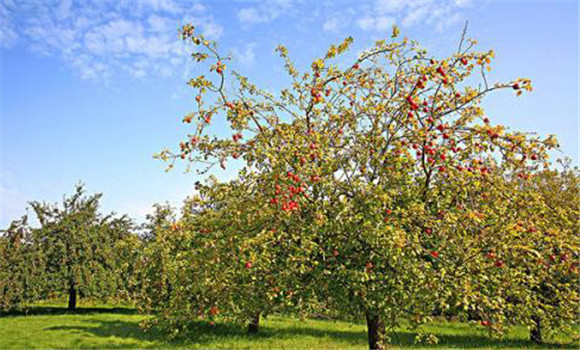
[209,306,219,316]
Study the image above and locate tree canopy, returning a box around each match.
[151,24,578,349]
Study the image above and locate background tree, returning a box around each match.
[524,159,579,343]
[134,202,179,317]
[138,175,320,336]
[0,215,45,314]
[28,183,133,310]
[451,159,579,344]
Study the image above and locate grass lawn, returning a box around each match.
[0,304,577,349]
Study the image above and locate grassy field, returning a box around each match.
[0,304,577,349]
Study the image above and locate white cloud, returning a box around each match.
[0,25,18,49]
[1,0,18,48]
[148,14,174,33]
[238,8,266,24]
[401,5,429,28]
[237,0,295,25]
[2,1,223,82]
[357,0,468,32]
[358,15,395,32]
[375,0,408,14]
[133,69,147,78]
[201,20,224,40]
[323,17,340,32]
[454,0,473,7]
[232,43,257,68]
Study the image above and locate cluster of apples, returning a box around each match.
[483,252,505,268]
[230,133,243,159]
[268,286,293,298]
[215,61,226,75]
[537,252,575,270]
[436,65,448,85]
[407,57,471,118]
[310,87,324,104]
[269,171,310,212]
[415,74,428,90]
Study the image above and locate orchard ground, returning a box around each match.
[0,302,577,349]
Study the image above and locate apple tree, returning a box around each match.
[447,159,579,344]
[28,184,134,310]
[138,174,323,336]
[0,215,45,314]
[158,24,561,349]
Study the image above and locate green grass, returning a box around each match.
[0,304,577,349]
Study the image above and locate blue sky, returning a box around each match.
[1,0,578,228]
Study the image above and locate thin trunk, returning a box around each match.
[366,311,386,350]
[248,312,260,334]
[67,285,77,311]
[530,315,542,344]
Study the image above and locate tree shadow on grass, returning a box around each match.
[387,330,576,349]
[43,319,578,349]
[1,306,137,317]
[44,320,244,348]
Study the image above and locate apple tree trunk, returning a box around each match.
[67,285,77,311]
[248,312,260,334]
[366,311,386,350]
[530,315,542,344]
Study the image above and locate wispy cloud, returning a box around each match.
[356,0,471,32]
[237,0,295,25]
[322,7,357,33]
[2,0,476,82]
[358,15,396,32]
[0,0,18,48]
[1,0,223,82]
[231,43,258,68]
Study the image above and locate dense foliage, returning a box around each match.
[0,215,45,313]
[0,184,137,312]
[1,24,577,350]
[151,24,578,349]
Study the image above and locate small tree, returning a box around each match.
[525,160,579,343]
[138,176,318,335]
[29,183,133,310]
[0,215,45,314]
[455,160,579,343]
[135,203,179,315]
